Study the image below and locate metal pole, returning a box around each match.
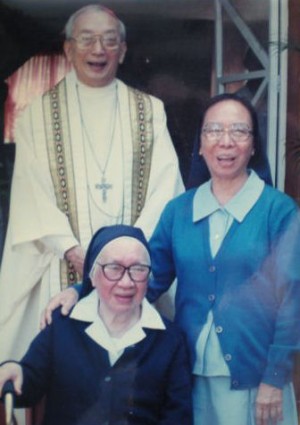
[267,0,280,186]
[214,0,224,94]
[277,0,288,191]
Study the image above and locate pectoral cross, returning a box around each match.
[95,176,113,202]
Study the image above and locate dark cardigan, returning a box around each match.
[14,309,193,425]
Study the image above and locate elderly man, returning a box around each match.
[0,4,183,363]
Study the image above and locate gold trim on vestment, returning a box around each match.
[128,87,154,224]
[43,80,81,288]
[43,80,154,289]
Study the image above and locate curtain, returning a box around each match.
[4,54,71,143]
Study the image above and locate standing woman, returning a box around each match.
[148,93,300,425]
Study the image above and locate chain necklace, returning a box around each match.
[86,117,125,221]
[76,83,118,202]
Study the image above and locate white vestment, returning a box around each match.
[0,71,184,362]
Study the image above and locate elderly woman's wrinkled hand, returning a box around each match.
[255,383,283,425]
[0,363,23,398]
[39,287,79,329]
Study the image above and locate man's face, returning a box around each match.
[64,10,127,87]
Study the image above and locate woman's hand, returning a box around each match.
[255,383,283,425]
[39,287,79,329]
[0,363,23,397]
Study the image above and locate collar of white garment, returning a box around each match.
[69,69,117,97]
[70,289,165,355]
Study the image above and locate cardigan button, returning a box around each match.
[224,354,232,361]
[209,265,216,272]
[208,294,215,302]
[215,326,223,334]
[104,376,111,382]
[232,380,239,387]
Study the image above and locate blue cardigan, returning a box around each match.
[148,184,300,390]
[13,310,193,425]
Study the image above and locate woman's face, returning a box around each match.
[91,237,149,316]
[200,99,254,182]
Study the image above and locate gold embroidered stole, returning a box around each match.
[43,81,80,289]
[43,79,154,289]
[128,87,154,224]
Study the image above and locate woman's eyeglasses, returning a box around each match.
[202,122,253,143]
[96,263,151,283]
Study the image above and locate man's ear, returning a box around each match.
[119,42,127,64]
[63,40,73,63]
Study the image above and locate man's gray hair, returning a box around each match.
[64,4,126,41]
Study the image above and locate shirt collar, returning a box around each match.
[70,289,165,352]
[70,288,99,322]
[193,170,264,223]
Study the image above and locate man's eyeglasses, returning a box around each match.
[202,122,253,143]
[97,263,151,283]
[70,33,121,50]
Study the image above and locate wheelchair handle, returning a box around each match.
[2,380,15,425]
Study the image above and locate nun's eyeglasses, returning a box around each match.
[202,122,253,143]
[96,262,151,283]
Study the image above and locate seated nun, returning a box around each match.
[0,225,193,425]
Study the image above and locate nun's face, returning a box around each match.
[91,237,150,316]
[200,99,254,183]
